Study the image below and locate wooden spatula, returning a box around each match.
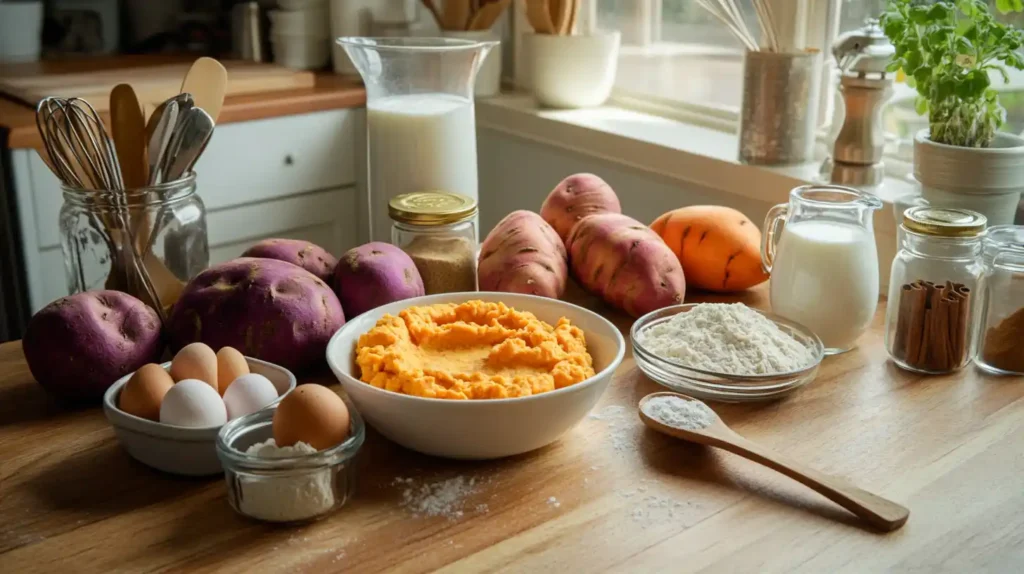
[180,57,228,123]
[109,84,148,189]
[444,0,473,30]
[551,0,573,35]
[468,0,511,30]
[525,0,556,34]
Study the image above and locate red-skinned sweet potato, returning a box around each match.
[478,210,568,298]
[167,258,345,372]
[241,238,337,283]
[23,290,163,402]
[540,173,622,243]
[567,213,686,317]
[334,242,425,317]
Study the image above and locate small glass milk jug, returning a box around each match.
[761,185,884,354]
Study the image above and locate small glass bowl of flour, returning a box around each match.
[631,303,824,402]
[216,405,365,523]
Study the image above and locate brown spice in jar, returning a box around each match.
[981,307,1024,373]
[403,235,477,294]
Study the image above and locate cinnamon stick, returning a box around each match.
[904,281,927,366]
[893,283,913,360]
[934,295,952,371]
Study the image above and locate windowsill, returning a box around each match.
[475,93,917,216]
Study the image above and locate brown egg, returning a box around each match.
[169,342,218,391]
[119,363,174,420]
[216,346,250,395]
[273,384,350,450]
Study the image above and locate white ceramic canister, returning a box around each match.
[524,31,620,109]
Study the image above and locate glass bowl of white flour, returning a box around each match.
[631,303,824,402]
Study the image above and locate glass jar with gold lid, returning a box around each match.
[884,206,987,374]
[389,191,478,295]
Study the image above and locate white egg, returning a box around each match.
[159,379,227,427]
[223,373,279,420]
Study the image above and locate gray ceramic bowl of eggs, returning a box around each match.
[102,343,297,476]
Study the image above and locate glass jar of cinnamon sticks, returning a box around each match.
[976,225,1024,375]
[885,207,987,374]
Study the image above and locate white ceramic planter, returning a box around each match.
[443,30,502,98]
[914,129,1024,226]
[525,31,620,109]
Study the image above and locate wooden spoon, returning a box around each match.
[638,392,910,532]
[551,0,573,35]
[109,84,148,189]
[444,0,472,31]
[180,57,228,123]
[468,0,510,30]
[525,0,556,34]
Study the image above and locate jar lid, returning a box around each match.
[389,191,478,226]
[903,206,987,237]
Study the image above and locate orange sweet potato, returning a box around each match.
[650,206,768,293]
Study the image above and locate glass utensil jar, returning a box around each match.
[59,174,208,316]
[762,184,884,354]
[338,37,496,243]
[390,191,478,295]
[884,206,986,374]
[976,225,1024,375]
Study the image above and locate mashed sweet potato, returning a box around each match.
[355,300,595,399]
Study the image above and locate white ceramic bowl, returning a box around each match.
[326,292,626,459]
[525,31,621,109]
[103,358,297,476]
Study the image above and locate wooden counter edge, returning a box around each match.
[1,73,367,150]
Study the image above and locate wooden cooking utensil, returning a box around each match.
[179,57,228,123]
[525,0,556,34]
[468,0,510,30]
[638,392,910,532]
[566,0,579,34]
[551,0,573,35]
[109,84,148,189]
[444,0,472,31]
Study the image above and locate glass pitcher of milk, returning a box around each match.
[762,185,884,355]
[339,37,496,242]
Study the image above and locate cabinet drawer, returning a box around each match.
[27,108,361,251]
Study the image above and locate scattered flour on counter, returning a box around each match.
[641,395,716,430]
[588,405,638,453]
[639,303,814,375]
[394,476,487,520]
[237,439,335,523]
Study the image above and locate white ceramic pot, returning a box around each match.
[0,1,43,62]
[525,31,620,109]
[269,8,330,38]
[273,34,331,69]
[914,129,1024,226]
[443,30,502,98]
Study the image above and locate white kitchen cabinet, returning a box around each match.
[12,108,366,313]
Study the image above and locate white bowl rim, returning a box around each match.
[103,356,297,436]
[326,291,627,406]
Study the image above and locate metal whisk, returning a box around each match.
[35,96,165,320]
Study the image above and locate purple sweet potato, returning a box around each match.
[23,290,163,402]
[241,238,338,283]
[567,213,686,317]
[540,173,622,243]
[167,258,345,372]
[333,242,425,317]
[478,210,568,298]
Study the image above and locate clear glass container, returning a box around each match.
[885,206,987,374]
[216,405,365,524]
[338,37,496,242]
[761,184,883,354]
[390,191,478,295]
[59,174,208,317]
[976,225,1024,375]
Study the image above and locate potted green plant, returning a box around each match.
[882,0,1024,225]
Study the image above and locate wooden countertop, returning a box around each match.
[0,56,366,150]
[1,289,1022,572]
